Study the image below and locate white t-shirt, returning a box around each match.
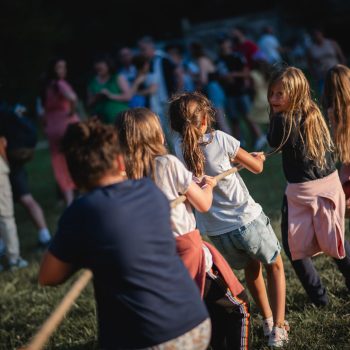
[154,154,213,271]
[174,130,262,236]
[154,154,196,237]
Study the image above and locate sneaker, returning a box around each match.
[268,323,289,348]
[8,257,28,271]
[263,316,274,336]
[254,134,268,150]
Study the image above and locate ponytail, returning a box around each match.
[169,92,215,177]
[182,122,205,177]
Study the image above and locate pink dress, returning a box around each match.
[44,79,79,192]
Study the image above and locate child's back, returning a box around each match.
[169,92,288,348]
[174,129,261,236]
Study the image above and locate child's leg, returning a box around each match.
[204,272,250,350]
[244,258,272,320]
[264,255,286,325]
[281,195,328,306]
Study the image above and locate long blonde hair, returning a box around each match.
[116,108,167,180]
[168,92,215,177]
[323,64,350,165]
[268,66,333,169]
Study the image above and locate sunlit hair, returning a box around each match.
[323,64,350,165]
[268,66,333,169]
[116,108,167,180]
[169,92,215,177]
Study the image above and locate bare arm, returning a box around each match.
[101,75,132,102]
[39,251,75,286]
[233,147,265,174]
[185,177,216,212]
[61,88,77,103]
[0,137,7,160]
[131,75,158,96]
[198,57,211,86]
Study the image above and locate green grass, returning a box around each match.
[0,148,349,349]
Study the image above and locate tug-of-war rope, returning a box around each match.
[21,151,273,350]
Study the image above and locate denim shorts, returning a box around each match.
[209,212,281,270]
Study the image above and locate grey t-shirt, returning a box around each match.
[174,130,262,236]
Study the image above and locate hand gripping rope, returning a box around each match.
[21,151,274,350]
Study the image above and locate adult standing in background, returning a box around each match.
[0,102,51,247]
[87,54,131,124]
[117,47,137,88]
[258,26,282,64]
[0,136,28,270]
[42,57,79,206]
[307,28,346,95]
[230,26,259,69]
[165,44,195,93]
[189,41,231,134]
[217,38,265,148]
[138,36,177,138]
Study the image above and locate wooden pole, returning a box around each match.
[21,270,93,350]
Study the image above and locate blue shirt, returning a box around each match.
[49,178,208,349]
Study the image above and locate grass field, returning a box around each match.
[0,146,349,350]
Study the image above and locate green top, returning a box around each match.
[88,74,129,124]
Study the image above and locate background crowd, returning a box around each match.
[0,23,347,268]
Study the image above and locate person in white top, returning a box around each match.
[258,26,282,64]
[116,107,251,350]
[169,91,289,348]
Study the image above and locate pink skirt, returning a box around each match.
[286,171,346,260]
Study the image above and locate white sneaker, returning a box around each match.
[263,316,274,336]
[268,322,289,348]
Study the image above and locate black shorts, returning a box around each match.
[9,161,30,201]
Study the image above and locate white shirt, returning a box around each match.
[154,154,196,237]
[174,130,262,236]
[154,154,213,271]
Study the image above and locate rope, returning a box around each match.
[21,156,269,350]
[20,270,93,350]
[170,164,242,208]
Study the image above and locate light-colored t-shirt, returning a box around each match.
[154,154,196,237]
[258,34,281,63]
[154,154,213,271]
[174,130,262,236]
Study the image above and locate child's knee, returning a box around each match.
[265,255,284,272]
